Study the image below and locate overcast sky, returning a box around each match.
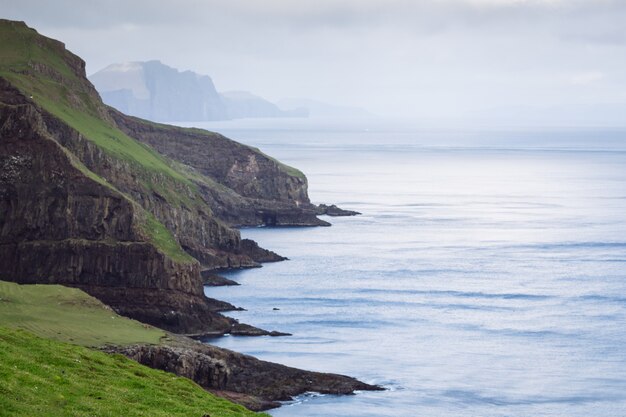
[4,0,626,124]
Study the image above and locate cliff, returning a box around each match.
[90,61,228,121]
[0,20,325,335]
[108,108,329,227]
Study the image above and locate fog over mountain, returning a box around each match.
[5,0,626,126]
[90,61,226,121]
[90,61,305,122]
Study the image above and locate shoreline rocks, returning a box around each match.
[105,335,383,411]
[317,203,361,216]
[202,272,240,287]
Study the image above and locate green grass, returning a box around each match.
[132,116,307,181]
[140,213,194,263]
[0,20,75,81]
[0,21,198,261]
[0,281,165,347]
[2,73,194,189]
[0,327,268,417]
[247,145,306,179]
[0,75,194,262]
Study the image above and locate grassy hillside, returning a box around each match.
[0,20,194,262]
[0,327,268,417]
[0,282,271,416]
[0,281,164,346]
[0,20,191,186]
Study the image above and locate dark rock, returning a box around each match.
[238,238,286,263]
[317,204,361,216]
[207,390,280,412]
[109,108,331,228]
[104,337,384,411]
[201,272,240,287]
[230,322,291,337]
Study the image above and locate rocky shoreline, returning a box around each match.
[0,19,379,413]
[105,332,383,411]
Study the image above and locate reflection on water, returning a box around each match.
[183,120,626,417]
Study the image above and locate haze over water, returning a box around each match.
[181,119,626,417]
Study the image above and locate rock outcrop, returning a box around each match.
[108,108,330,227]
[317,203,361,216]
[106,337,383,411]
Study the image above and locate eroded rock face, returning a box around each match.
[106,339,383,411]
[0,77,302,336]
[111,344,230,388]
[109,109,329,227]
[38,108,256,271]
[0,83,233,334]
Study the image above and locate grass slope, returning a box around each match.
[0,327,268,417]
[0,20,195,262]
[0,281,164,347]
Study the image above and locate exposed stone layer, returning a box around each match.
[0,84,235,334]
[110,109,330,227]
[106,338,383,411]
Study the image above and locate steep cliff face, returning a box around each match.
[0,79,230,334]
[1,75,251,332]
[109,109,329,227]
[37,108,257,270]
[0,19,323,335]
[90,60,228,122]
[89,60,306,122]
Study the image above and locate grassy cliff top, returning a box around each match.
[0,281,165,347]
[0,327,268,417]
[0,19,195,263]
[0,19,80,80]
[0,281,270,416]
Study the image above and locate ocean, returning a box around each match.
[178,119,626,417]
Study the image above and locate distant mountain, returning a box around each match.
[89,61,305,122]
[277,97,373,119]
[89,60,227,121]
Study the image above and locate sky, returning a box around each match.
[3,0,626,125]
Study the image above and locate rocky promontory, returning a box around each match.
[106,335,383,411]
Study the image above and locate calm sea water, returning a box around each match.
[179,119,626,417]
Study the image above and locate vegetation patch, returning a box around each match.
[0,327,268,417]
[140,213,194,263]
[0,22,204,261]
[0,281,164,347]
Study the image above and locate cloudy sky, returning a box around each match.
[4,0,626,124]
